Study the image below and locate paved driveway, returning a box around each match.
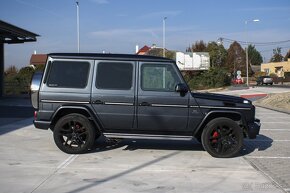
[0,114,284,193]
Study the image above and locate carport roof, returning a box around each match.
[0,20,39,44]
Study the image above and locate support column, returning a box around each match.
[0,42,4,97]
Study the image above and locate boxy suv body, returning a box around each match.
[31,53,260,158]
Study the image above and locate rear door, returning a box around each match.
[137,62,190,134]
[91,60,136,131]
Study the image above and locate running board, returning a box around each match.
[103,133,194,141]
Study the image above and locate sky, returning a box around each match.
[1,0,290,69]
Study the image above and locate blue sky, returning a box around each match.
[1,0,290,69]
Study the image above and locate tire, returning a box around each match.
[201,118,243,158]
[53,113,96,154]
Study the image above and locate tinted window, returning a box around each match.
[46,61,90,88]
[141,64,180,91]
[96,62,133,90]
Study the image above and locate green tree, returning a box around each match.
[146,48,175,60]
[188,67,231,90]
[4,66,18,76]
[270,47,283,62]
[225,41,247,76]
[284,49,290,61]
[16,66,35,85]
[206,42,227,67]
[247,44,263,65]
[186,40,207,52]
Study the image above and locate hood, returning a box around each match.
[191,92,247,104]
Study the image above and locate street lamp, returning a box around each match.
[163,17,167,57]
[76,1,80,53]
[245,19,259,86]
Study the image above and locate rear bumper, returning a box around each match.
[33,120,51,130]
[247,119,261,139]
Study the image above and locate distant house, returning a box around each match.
[136,45,151,55]
[261,59,290,78]
[30,54,47,67]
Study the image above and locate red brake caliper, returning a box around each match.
[212,131,219,143]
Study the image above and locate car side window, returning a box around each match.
[96,62,133,90]
[46,61,90,88]
[141,63,181,92]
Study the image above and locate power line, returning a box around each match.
[220,37,290,46]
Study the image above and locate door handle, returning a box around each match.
[140,102,151,106]
[93,100,104,104]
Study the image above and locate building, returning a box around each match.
[30,54,47,67]
[136,45,151,55]
[176,52,210,71]
[261,59,290,78]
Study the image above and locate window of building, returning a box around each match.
[46,61,90,88]
[96,62,133,90]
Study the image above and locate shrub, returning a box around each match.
[187,67,231,90]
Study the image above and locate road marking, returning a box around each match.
[246,156,290,159]
[262,122,290,123]
[246,139,290,142]
[57,155,78,170]
[31,155,78,193]
[262,129,290,131]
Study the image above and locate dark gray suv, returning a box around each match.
[31,53,260,158]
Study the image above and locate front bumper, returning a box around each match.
[247,119,261,139]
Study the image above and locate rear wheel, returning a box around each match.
[53,113,96,154]
[201,118,243,158]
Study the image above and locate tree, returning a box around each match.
[4,66,18,76]
[186,40,207,52]
[206,42,227,67]
[146,48,175,60]
[270,47,283,62]
[225,41,247,76]
[284,49,290,61]
[247,44,263,66]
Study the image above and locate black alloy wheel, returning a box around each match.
[53,113,96,154]
[201,118,243,158]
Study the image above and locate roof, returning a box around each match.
[136,45,151,55]
[30,54,47,65]
[48,53,173,62]
[0,20,39,44]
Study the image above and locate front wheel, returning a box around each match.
[53,113,96,154]
[201,118,243,158]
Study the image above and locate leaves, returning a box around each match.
[270,47,284,62]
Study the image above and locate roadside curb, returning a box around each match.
[253,103,290,115]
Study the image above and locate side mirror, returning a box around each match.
[175,83,188,94]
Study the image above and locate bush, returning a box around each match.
[187,67,231,90]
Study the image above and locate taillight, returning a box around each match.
[34,111,38,120]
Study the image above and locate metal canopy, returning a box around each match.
[0,20,39,44]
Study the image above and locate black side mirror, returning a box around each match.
[175,83,188,94]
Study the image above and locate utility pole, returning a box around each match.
[76,1,80,53]
[163,17,167,57]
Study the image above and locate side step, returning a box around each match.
[103,133,194,141]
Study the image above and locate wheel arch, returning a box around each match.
[193,110,246,138]
[50,105,102,132]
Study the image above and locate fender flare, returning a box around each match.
[51,105,103,131]
[193,110,247,136]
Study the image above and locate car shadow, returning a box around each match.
[90,135,204,153]
[91,134,273,157]
[240,134,273,156]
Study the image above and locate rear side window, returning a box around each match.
[46,61,90,88]
[96,62,133,90]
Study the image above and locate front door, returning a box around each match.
[137,62,189,135]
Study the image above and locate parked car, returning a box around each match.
[30,53,260,158]
[256,76,273,85]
